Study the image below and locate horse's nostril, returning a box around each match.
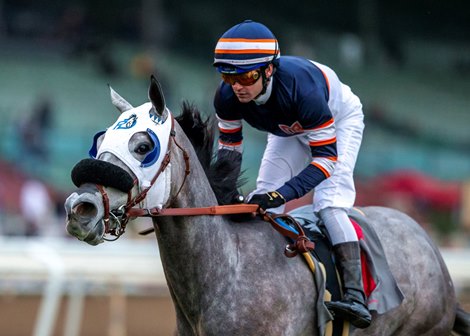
[73,202,98,218]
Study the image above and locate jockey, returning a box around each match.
[212,20,371,328]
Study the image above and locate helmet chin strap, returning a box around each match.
[254,65,274,100]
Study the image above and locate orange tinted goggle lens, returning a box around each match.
[221,70,261,86]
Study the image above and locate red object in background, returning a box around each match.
[0,161,29,212]
[0,160,60,213]
[357,170,461,210]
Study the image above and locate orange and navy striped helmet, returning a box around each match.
[213,20,280,74]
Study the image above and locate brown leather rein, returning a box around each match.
[130,204,315,258]
[94,114,315,257]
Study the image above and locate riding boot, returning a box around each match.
[326,241,372,328]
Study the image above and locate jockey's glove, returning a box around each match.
[248,191,286,211]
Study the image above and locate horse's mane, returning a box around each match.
[175,101,245,205]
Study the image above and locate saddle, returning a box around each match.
[265,206,403,335]
[265,208,375,295]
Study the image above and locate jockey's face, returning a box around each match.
[228,65,273,103]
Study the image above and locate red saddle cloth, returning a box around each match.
[351,219,377,298]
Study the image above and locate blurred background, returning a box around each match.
[0,0,469,335]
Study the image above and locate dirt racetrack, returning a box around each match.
[1,294,176,336]
[1,289,469,336]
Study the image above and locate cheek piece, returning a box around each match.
[71,158,134,193]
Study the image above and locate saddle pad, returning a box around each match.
[289,205,404,314]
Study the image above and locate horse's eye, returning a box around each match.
[135,143,152,155]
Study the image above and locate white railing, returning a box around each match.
[0,236,166,336]
[0,236,469,336]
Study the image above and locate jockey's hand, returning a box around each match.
[248,191,286,211]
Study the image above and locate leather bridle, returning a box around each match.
[93,112,258,241]
[95,114,191,241]
[92,114,314,258]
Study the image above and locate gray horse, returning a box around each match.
[65,76,470,335]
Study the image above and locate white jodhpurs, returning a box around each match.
[319,207,358,245]
[248,117,364,245]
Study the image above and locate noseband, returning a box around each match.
[95,114,190,241]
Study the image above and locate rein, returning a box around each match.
[127,203,260,217]
[94,114,314,257]
[131,203,315,258]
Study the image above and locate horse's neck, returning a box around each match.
[155,131,232,263]
[153,133,240,319]
[167,128,220,214]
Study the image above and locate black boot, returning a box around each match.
[326,242,372,328]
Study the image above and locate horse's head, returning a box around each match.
[65,76,176,245]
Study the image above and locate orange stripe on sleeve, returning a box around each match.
[319,69,330,94]
[309,137,336,147]
[305,118,334,131]
[311,162,331,178]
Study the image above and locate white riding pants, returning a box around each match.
[249,117,364,245]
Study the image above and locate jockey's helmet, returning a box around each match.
[213,20,280,74]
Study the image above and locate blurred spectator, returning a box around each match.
[380,29,405,68]
[16,94,54,165]
[56,4,119,77]
[0,179,4,235]
[19,179,54,236]
[339,33,364,70]
[130,51,173,104]
[130,52,156,79]
[56,4,89,58]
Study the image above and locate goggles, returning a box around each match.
[221,69,261,86]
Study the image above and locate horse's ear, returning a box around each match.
[148,75,168,121]
[109,85,133,113]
